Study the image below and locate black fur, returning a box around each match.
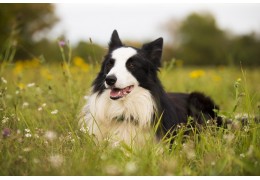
[92,30,222,139]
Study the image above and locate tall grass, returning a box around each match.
[0,56,259,175]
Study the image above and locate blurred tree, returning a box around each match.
[229,33,260,66]
[0,3,59,60]
[165,12,229,65]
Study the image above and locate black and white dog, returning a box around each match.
[80,30,222,145]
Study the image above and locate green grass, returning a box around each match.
[0,60,259,175]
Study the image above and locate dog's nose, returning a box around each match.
[105,75,117,86]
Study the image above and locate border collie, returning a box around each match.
[80,30,222,145]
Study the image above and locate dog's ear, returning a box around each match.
[109,30,123,51]
[142,37,163,67]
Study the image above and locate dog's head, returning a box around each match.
[93,30,163,100]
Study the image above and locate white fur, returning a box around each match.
[80,86,157,145]
[105,47,138,89]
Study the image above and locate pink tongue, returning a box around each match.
[110,86,133,99]
[110,89,123,98]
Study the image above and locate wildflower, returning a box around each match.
[48,154,64,168]
[22,102,29,108]
[44,130,57,141]
[2,128,11,138]
[105,164,120,175]
[25,128,30,133]
[1,77,7,84]
[33,158,40,164]
[223,134,235,143]
[23,147,32,152]
[27,83,35,88]
[51,109,58,115]
[38,103,47,111]
[80,126,88,133]
[18,155,27,163]
[12,62,23,75]
[58,40,66,47]
[25,133,32,138]
[2,116,9,124]
[41,68,53,80]
[240,153,245,158]
[182,141,196,160]
[125,161,137,174]
[17,83,25,90]
[189,70,205,79]
[24,128,32,138]
[212,75,222,82]
[73,56,89,72]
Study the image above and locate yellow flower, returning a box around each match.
[212,75,222,82]
[189,70,205,79]
[13,61,23,75]
[41,68,53,80]
[12,59,41,75]
[73,56,89,72]
[17,83,25,90]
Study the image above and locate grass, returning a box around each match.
[0,58,259,175]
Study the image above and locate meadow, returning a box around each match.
[0,56,259,175]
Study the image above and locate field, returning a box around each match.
[0,58,259,175]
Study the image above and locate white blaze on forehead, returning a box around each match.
[111,47,137,63]
[106,47,138,89]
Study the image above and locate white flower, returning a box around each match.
[25,128,31,133]
[44,130,57,141]
[38,103,47,111]
[1,77,7,84]
[125,161,137,174]
[240,153,245,158]
[27,83,35,87]
[51,109,58,114]
[48,154,64,168]
[23,147,32,152]
[223,134,235,143]
[80,126,88,133]
[2,116,9,124]
[25,133,32,138]
[22,102,29,108]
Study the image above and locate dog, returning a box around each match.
[80,30,222,145]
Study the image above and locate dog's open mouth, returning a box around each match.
[110,85,134,100]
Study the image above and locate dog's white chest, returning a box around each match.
[80,87,156,144]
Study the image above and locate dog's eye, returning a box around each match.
[107,59,114,68]
[127,62,135,69]
[127,58,135,70]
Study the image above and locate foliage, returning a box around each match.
[0,3,58,60]
[164,12,260,66]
